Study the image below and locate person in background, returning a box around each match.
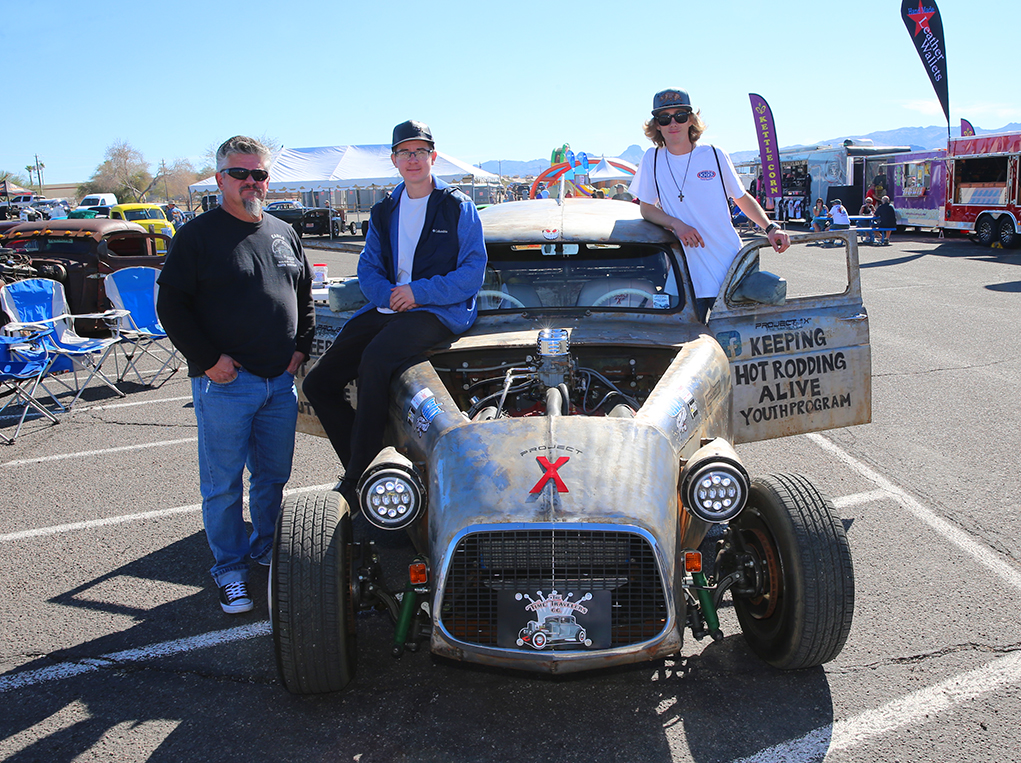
[302,120,487,504]
[629,87,790,321]
[536,182,550,199]
[611,183,634,202]
[828,198,851,230]
[859,198,877,243]
[166,201,184,226]
[157,135,314,614]
[811,198,829,233]
[874,195,897,245]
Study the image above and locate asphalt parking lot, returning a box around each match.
[3,231,1021,762]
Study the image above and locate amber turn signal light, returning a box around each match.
[409,561,429,585]
[684,551,702,573]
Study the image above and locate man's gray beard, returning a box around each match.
[242,196,264,217]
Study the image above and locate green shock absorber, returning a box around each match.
[392,582,417,658]
[692,571,723,641]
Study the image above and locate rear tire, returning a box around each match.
[729,474,854,669]
[998,217,1017,248]
[272,490,356,694]
[975,215,996,246]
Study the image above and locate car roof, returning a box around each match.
[0,218,148,241]
[479,198,676,245]
[110,203,162,211]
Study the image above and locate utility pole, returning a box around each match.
[161,159,170,202]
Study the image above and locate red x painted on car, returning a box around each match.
[529,456,570,493]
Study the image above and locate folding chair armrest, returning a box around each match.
[70,309,130,322]
[2,320,57,335]
[0,330,50,357]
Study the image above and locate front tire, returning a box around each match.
[729,474,853,669]
[272,490,356,694]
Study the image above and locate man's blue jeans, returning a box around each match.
[191,369,297,586]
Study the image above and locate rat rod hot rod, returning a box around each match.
[273,199,870,694]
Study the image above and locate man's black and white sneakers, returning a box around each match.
[219,580,254,614]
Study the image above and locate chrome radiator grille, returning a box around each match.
[439,529,667,648]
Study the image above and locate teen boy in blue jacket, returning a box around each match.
[302,120,487,501]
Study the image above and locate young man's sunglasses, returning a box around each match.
[654,111,692,126]
[221,168,270,181]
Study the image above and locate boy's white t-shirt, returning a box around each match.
[377,192,429,314]
[629,144,746,298]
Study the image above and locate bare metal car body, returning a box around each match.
[274,198,870,694]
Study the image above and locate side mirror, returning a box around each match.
[731,269,787,305]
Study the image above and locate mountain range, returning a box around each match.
[480,123,1021,178]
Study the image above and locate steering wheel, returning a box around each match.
[591,287,657,307]
[478,289,526,308]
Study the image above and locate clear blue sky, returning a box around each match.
[4,0,1015,184]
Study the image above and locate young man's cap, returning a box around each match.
[652,89,692,115]
[392,120,434,150]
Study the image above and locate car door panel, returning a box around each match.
[707,232,871,444]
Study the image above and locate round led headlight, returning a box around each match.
[356,447,426,530]
[681,460,749,523]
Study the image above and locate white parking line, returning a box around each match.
[730,432,1021,761]
[0,394,192,423]
[82,395,193,411]
[0,437,199,468]
[808,433,1021,592]
[831,489,891,508]
[733,649,1021,762]
[0,483,337,543]
[0,621,271,693]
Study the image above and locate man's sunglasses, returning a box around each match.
[654,111,692,126]
[221,167,269,181]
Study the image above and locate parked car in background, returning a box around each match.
[264,199,307,235]
[0,219,169,334]
[109,203,175,251]
[76,193,118,209]
[0,193,45,220]
[31,198,71,220]
[300,206,355,236]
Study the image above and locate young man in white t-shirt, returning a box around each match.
[629,88,790,320]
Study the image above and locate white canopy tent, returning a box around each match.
[587,156,637,183]
[188,144,499,193]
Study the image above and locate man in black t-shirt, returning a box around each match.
[157,135,314,615]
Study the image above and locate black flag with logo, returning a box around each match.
[901,0,949,124]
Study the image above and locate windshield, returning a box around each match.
[5,237,93,256]
[123,208,165,221]
[479,242,683,312]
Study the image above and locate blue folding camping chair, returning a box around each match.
[103,267,180,386]
[0,332,60,444]
[0,278,126,407]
